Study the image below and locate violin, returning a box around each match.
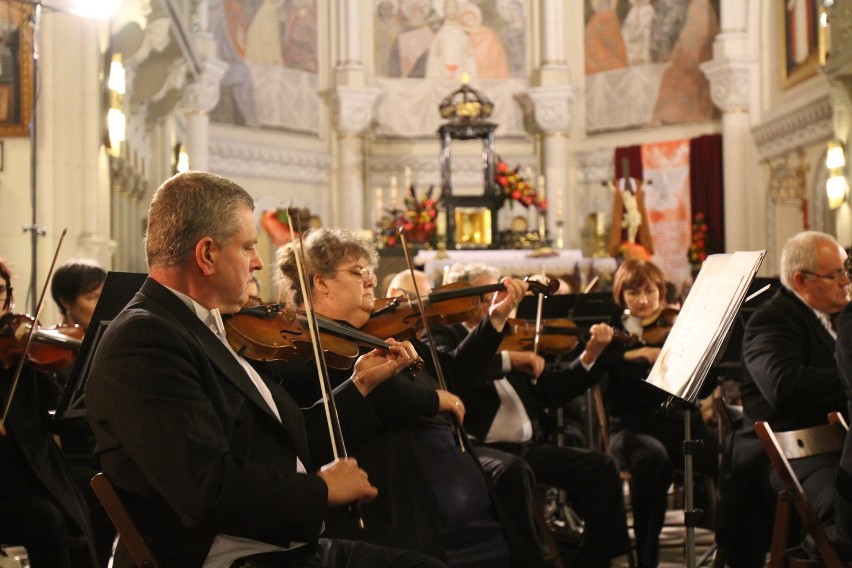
[223,304,420,371]
[363,277,560,340]
[499,317,638,356]
[635,307,679,347]
[0,313,84,372]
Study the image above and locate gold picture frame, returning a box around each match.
[782,0,821,89]
[0,3,32,137]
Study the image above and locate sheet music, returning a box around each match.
[647,250,765,403]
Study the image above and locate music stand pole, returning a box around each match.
[682,406,704,568]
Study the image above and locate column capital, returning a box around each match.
[700,56,754,113]
[332,86,382,136]
[522,85,575,134]
[181,57,229,114]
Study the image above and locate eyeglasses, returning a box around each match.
[801,269,850,282]
[337,266,377,282]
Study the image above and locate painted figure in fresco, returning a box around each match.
[584,0,628,75]
[622,0,655,65]
[461,3,509,79]
[650,0,719,125]
[497,0,525,77]
[426,0,477,80]
[374,0,403,77]
[388,0,435,78]
[281,0,318,72]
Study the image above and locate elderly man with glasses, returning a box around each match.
[716,230,851,567]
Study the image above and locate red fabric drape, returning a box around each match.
[615,146,642,180]
[689,134,724,253]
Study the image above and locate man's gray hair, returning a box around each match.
[780,230,842,289]
[444,262,501,284]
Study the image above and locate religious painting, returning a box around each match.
[373,0,529,138]
[583,0,721,134]
[782,0,820,88]
[374,0,526,80]
[210,0,319,132]
[0,2,32,137]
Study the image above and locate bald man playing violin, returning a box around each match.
[428,262,632,568]
[86,171,444,568]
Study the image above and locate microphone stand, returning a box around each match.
[22,1,43,314]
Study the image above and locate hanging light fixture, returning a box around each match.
[826,140,848,209]
[107,54,125,153]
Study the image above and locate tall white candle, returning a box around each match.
[375,187,383,224]
[390,176,398,210]
[437,208,447,237]
[404,167,412,191]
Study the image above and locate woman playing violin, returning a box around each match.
[596,258,717,568]
[49,259,115,566]
[0,256,102,568]
[276,228,535,568]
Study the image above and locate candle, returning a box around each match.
[538,175,546,196]
[596,211,605,236]
[437,208,447,238]
[375,187,383,225]
[404,167,412,191]
[390,176,398,210]
[556,186,563,215]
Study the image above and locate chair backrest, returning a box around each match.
[90,473,161,568]
[754,420,847,568]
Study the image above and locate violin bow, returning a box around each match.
[530,271,546,386]
[0,228,67,436]
[287,214,364,528]
[398,227,466,451]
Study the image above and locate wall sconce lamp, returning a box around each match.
[826,140,848,209]
[173,143,190,174]
[107,54,126,155]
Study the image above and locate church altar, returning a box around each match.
[413,249,617,288]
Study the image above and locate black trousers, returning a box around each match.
[483,441,631,567]
[230,539,448,568]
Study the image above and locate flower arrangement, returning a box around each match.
[688,212,709,271]
[494,157,547,213]
[384,184,441,246]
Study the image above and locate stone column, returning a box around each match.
[181,58,228,171]
[700,36,756,253]
[539,0,566,69]
[332,87,381,230]
[523,85,576,247]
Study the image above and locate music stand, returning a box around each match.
[516,293,575,320]
[646,251,765,568]
[54,271,146,422]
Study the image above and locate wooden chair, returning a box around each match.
[90,473,160,568]
[754,419,850,568]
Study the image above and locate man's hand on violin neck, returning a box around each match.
[583,323,615,362]
[488,277,527,332]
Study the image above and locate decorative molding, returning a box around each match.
[332,86,382,136]
[209,138,332,183]
[575,148,614,185]
[700,56,754,112]
[752,94,834,160]
[521,85,575,134]
[181,57,228,114]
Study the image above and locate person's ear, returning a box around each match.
[196,239,216,276]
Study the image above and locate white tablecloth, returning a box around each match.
[414,249,617,285]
